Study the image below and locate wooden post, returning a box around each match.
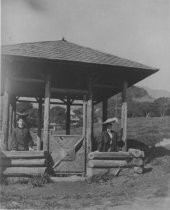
[121,81,128,151]
[9,103,13,135]
[9,95,16,135]
[102,99,108,131]
[37,98,43,150]
[12,97,16,129]
[83,95,87,175]
[1,77,10,150]
[87,78,93,154]
[43,73,51,152]
[66,99,71,135]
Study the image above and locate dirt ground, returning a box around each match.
[1,146,170,210]
[1,116,170,209]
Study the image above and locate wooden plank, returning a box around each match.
[88,160,128,168]
[121,81,128,151]
[51,87,88,96]
[1,159,47,167]
[1,77,10,150]
[74,136,84,153]
[0,151,47,159]
[43,72,51,152]
[88,151,133,160]
[2,167,47,177]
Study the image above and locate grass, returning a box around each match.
[63,116,170,146]
[1,116,170,209]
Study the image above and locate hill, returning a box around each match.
[141,86,170,99]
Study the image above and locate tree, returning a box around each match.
[139,102,152,118]
[151,97,170,117]
[16,102,37,127]
[50,106,66,126]
[16,102,33,113]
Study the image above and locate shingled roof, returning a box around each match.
[2,40,157,71]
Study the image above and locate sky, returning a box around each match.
[1,0,170,92]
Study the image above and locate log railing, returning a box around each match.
[0,151,48,177]
[87,149,145,177]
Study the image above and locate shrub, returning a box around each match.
[30,173,50,188]
[0,176,8,185]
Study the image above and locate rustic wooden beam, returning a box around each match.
[43,72,51,152]
[51,87,88,96]
[37,98,43,150]
[1,77,10,150]
[1,159,47,167]
[17,99,83,106]
[12,77,45,84]
[0,151,47,159]
[121,81,128,151]
[66,99,70,135]
[2,167,47,177]
[102,99,108,131]
[93,84,119,89]
[88,151,132,160]
[87,78,93,154]
[88,160,128,168]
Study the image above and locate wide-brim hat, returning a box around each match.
[16,112,29,119]
[102,117,118,125]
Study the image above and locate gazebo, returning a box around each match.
[1,39,158,176]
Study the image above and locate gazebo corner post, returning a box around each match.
[83,95,88,176]
[121,80,128,151]
[86,77,93,155]
[8,94,16,146]
[37,97,43,150]
[102,98,108,131]
[12,96,16,129]
[43,72,51,154]
[1,76,10,151]
[66,99,71,135]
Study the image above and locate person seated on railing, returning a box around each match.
[11,113,34,151]
[96,117,124,152]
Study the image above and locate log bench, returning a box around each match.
[0,150,49,177]
[87,150,144,177]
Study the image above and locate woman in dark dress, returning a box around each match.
[96,118,124,152]
[11,113,34,151]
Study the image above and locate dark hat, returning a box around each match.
[16,112,28,120]
[102,117,118,125]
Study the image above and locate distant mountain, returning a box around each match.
[141,87,170,99]
[127,86,154,102]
